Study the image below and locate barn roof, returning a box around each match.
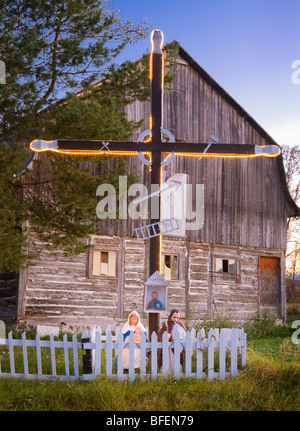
[172,43,300,218]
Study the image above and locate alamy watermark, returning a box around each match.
[0,320,5,339]
[0,60,5,85]
[95,176,204,231]
[291,60,300,84]
[291,320,300,345]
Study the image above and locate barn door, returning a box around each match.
[259,257,281,315]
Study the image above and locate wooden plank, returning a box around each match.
[162,331,169,376]
[63,333,70,378]
[21,332,29,378]
[72,333,79,379]
[94,331,101,377]
[140,331,147,379]
[196,329,204,378]
[185,331,192,377]
[207,328,215,380]
[117,238,125,318]
[106,330,113,378]
[117,331,124,380]
[241,330,247,367]
[89,326,96,374]
[36,334,43,378]
[150,332,158,379]
[230,328,238,376]
[128,332,135,382]
[173,329,181,379]
[8,331,15,377]
[50,334,56,377]
[219,329,226,379]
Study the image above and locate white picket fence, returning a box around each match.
[0,327,246,382]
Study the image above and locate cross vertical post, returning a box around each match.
[148,30,164,337]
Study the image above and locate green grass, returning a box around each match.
[0,316,299,411]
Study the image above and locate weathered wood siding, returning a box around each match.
[95,53,290,249]
[122,237,145,318]
[125,54,276,146]
[187,243,210,321]
[19,235,146,326]
[96,154,288,250]
[18,232,285,327]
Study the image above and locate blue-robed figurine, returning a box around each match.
[116,311,148,369]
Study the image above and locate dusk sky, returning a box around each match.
[112,0,300,148]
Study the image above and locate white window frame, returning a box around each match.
[89,249,118,278]
[161,254,179,281]
[212,256,239,284]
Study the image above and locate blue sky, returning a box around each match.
[112,0,300,147]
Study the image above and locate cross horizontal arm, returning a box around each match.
[30,139,281,156]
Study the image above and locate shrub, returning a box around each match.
[243,312,277,339]
[189,315,236,333]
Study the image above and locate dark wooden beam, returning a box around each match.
[44,140,262,155]
[148,46,163,338]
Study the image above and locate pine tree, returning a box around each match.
[0,0,154,271]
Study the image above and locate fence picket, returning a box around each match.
[196,330,204,378]
[8,331,15,377]
[173,329,181,378]
[72,333,79,378]
[62,334,69,378]
[128,332,135,382]
[35,334,42,378]
[21,332,29,378]
[117,331,124,380]
[231,328,238,376]
[94,331,101,377]
[90,326,96,373]
[140,331,147,379]
[106,330,113,378]
[207,328,215,380]
[184,330,192,377]
[150,332,158,379]
[50,334,56,377]
[241,330,247,367]
[162,331,169,376]
[219,329,226,379]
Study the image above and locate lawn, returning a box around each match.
[0,315,299,412]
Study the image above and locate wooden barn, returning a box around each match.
[1,43,299,329]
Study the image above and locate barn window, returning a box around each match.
[214,258,238,283]
[162,254,178,280]
[90,250,117,277]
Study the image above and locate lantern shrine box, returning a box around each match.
[144,271,168,313]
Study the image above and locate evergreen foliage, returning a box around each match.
[0,1,179,271]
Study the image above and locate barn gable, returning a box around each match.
[97,44,299,248]
[125,44,299,216]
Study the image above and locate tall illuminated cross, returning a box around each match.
[30,29,281,335]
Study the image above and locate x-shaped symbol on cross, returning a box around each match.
[100,141,110,151]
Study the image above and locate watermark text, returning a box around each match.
[95,176,204,232]
[291,60,300,84]
[0,61,5,84]
[0,320,5,339]
[291,320,300,345]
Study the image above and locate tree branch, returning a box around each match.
[39,18,63,108]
